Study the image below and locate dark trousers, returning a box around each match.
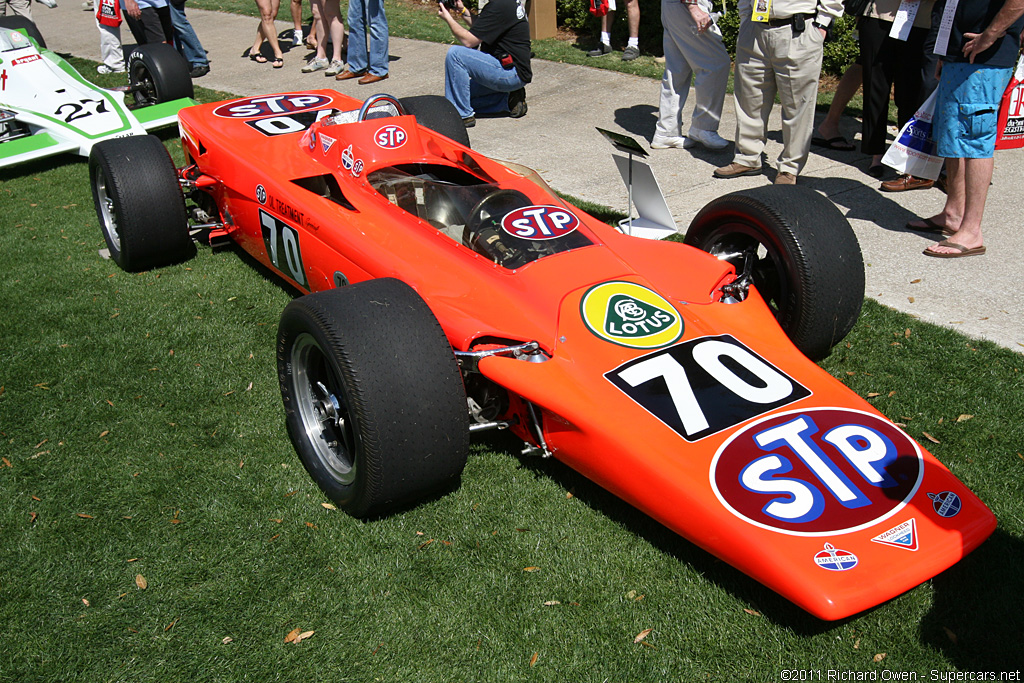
[859,16,929,155]
[123,5,174,45]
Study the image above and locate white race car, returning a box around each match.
[0,17,195,169]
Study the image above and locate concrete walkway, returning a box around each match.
[32,2,1023,352]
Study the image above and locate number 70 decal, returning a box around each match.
[605,335,810,442]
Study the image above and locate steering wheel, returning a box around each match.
[357,94,406,121]
[463,190,533,267]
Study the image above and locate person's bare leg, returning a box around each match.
[626,0,639,40]
[816,63,862,141]
[925,156,991,254]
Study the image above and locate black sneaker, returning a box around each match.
[190,65,210,78]
[462,116,476,128]
[587,43,612,57]
[507,88,527,118]
[621,45,640,61]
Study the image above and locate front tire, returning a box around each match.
[0,17,46,48]
[400,95,471,148]
[128,42,194,107]
[277,278,469,518]
[89,135,194,272]
[685,185,864,361]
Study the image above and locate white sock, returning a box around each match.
[600,31,611,45]
[627,36,639,49]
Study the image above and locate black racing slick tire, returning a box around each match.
[277,278,470,518]
[89,135,194,272]
[0,17,45,48]
[128,42,194,107]
[400,95,471,148]
[685,185,864,361]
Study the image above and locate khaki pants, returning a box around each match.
[731,21,824,175]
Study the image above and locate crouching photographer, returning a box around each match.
[437,0,531,128]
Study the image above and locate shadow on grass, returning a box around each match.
[922,529,1024,670]
[469,428,843,636]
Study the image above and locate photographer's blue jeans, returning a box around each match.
[444,46,523,119]
[169,0,208,68]
[347,0,389,76]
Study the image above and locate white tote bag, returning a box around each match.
[882,90,944,180]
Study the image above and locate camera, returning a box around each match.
[439,0,457,9]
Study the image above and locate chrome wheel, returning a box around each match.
[92,170,121,252]
[290,332,357,486]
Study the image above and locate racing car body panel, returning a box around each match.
[0,27,192,168]
[168,90,996,621]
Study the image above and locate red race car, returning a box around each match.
[88,90,995,621]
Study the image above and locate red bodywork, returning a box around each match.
[176,90,995,620]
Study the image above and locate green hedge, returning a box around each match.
[554,0,859,77]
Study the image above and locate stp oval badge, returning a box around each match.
[710,408,923,536]
[214,94,333,119]
[580,281,683,349]
[501,206,580,241]
[375,125,407,149]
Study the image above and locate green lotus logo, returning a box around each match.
[581,281,683,348]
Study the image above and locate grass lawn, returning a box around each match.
[1,58,1021,682]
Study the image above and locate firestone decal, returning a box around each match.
[374,124,407,149]
[501,205,579,241]
[581,281,682,349]
[214,94,333,119]
[814,544,859,572]
[710,407,923,536]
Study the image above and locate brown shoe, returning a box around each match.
[775,172,796,185]
[335,69,366,81]
[358,72,388,85]
[713,162,762,179]
[880,174,934,192]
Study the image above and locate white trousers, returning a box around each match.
[656,0,730,138]
[731,21,824,175]
[96,18,124,71]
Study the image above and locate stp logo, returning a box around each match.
[375,125,407,149]
[214,94,333,119]
[502,205,579,240]
[710,408,922,536]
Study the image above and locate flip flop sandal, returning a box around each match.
[811,135,856,151]
[272,58,284,68]
[906,217,955,236]
[923,240,986,258]
[251,54,268,63]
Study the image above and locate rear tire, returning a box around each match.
[685,185,864,361]
[89,135,194,272]
[400,95,471,148]
[277,278,469,518]
[128,42,194,107]
[0,16,45,48]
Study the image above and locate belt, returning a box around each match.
[766,13,813,27]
